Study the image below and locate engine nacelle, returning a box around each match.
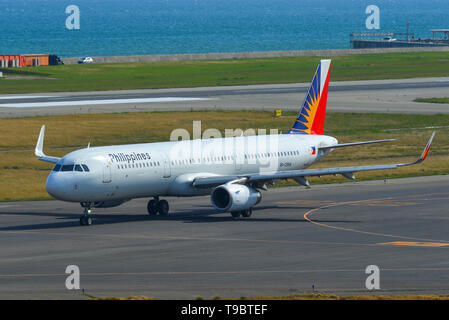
[211,184,261,212]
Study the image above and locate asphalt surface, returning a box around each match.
[0,175,449,299]
[1,77,449,117]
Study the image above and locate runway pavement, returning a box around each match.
[1,77,449,117]
[0,175,448,299]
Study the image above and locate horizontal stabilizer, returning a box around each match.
[319,139,395,150]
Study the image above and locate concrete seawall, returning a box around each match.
[62,46,449,64]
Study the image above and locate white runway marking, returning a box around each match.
[0,205,15,208]
[0,95,53,100]
[0,97,211,108]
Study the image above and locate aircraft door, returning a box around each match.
[234,138,243,172]
[235,155,242,172]
[103,163,112,183]
[163,155,171,178]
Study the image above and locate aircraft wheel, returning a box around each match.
[147,199,158,215]
[231,211,241,218]
[241,209,252,218]
[158,200,169,216]
[80,215,92,226]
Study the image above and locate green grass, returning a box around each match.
[415,97,449,104]
[1,51,449,93]
[0,110,447,202]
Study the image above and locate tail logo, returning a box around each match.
[288,60,331,135]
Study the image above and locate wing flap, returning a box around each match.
[247,164,399,182]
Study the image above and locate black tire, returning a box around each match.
[241,209,252,218]
[231,211,241,218]
[147,199,158,215]
[80,216,92,226]
[158,200,169,216]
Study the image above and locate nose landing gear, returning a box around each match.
[147,197,169,216]
[80,203,93,226]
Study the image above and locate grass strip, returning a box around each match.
[415,97,449,104]
[0,111,447,201]
[91,293,449,300]
[2,52,449,93]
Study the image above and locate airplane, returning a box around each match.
[34,59,435,226]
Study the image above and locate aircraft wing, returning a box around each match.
[192,133,434,189]
[35,125,61,164]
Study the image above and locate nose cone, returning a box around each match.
[46,173,71,201]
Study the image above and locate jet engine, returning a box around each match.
[211,184,261,212]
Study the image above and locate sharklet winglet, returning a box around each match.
[35,125,61,164]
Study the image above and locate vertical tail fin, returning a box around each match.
[287,59,331,135]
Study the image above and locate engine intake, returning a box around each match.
[211,184,261,212]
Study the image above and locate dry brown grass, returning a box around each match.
[92,296,159,300]
[239,293,449,300]
[0,111,448,201]
[90,293,449,300]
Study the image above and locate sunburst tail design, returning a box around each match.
[287,59,331,135]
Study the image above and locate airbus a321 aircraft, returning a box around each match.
[35,59,434,226]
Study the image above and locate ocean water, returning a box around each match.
[0,0,448,57]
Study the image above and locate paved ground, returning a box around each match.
[0,175,448,299]
[1,78,449,117]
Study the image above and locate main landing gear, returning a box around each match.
[79,204,93,226]
[147,196,169,216]
[230,208,252,218]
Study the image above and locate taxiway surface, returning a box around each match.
[0,175,448,299]
[1,78,449,117]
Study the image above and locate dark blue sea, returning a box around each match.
[0,0,448,57]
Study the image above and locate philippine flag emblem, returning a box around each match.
[311,146,316,155]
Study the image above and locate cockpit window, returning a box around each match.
[53,163,89,173]
[61,164,75,172]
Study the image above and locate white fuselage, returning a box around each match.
[46,134,337,203]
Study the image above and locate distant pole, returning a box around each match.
[406,21,410,42]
